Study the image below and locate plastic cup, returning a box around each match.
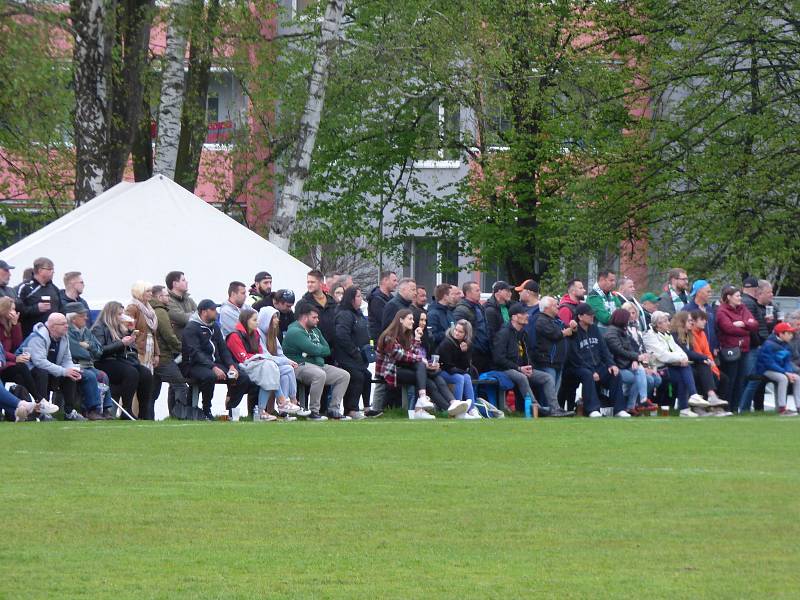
[766,305,774,318]
[431,354,439,365]
[660,405,670,417]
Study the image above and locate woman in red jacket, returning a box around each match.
[715,285,758,412]
[0,297,46,408]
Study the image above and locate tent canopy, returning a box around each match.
[0,175,311,309]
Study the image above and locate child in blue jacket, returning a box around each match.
[756,322,800,415]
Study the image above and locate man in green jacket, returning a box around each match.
[283,303,350,420]
[586,270,622,328]
[151,285,190,417]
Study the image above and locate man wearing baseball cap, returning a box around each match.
[485,280,514,341]
[272,289,296,340]
[0,260,18,308]
[248,271,273,308]
[755,321,799,415]
[639,292,659,327]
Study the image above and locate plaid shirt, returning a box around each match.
[376,338,424,387]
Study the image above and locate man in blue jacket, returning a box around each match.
[427,283,456,348]
[453,281,492,373]
[565,303,626,418]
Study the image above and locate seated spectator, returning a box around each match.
[18,256,61,336]
[283,303,351,420]
[642,311,707,417]
[565,303,626,418]
[639,293,660,327]
[367,270,398,343]
[295,270,338,355]
[0,297,49,408]
[615,276,647,331]
[125,282,159,382]
[533,295,574,395]
[604,308,656,415]
[59,271,91,322]
[427,283,455,348]
[787,310,800,371]
[249,271,273,310]
[180,299,252,420]
[219,281,247,338]
[272,289,296,341]
[25,313,83,420]
[755,322,800,416]
[688,310,730,414]
[493,304,570,417]
[620,301,662,404]
[715,285,758,412]
[558,279,586,325]
[257,306,304,416]
[66,302,116,420]
[226,308,281,422]
[92,302,154,420]
[0,383,55,422]
[380,277,418,332]
[485,281,513,341]
[684,279,718,353]
[453,282,493,373]
[375,309,467,419]
[586,270,621,328]
[333,287,373,420]
[0,260,20,310]
[165,270,197,340]
[150,285,190,417]
[435,320,482,419]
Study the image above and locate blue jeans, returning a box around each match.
[78,367,102,411]
[0,382,20,413]
[540,367,563,395]
[438,371,475,403]
[667,366,697,410]
[737,350,760,412]
[620,367,648,410]
[646,371,662,397]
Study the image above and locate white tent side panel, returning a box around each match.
[0,175,311,309]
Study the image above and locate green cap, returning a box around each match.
[640,292,659,303]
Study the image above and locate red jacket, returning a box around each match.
[715,302,758,352]
[558,295,580,325]
[225,322,261,364]
[0,323,23,369]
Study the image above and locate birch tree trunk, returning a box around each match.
[153,0,190,180]
[268,0,346,252]
[70,0,115,205]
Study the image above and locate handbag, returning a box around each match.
[719,345,741,362]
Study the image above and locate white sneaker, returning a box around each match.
[347,411,366,420]
[688,394,710,408]
[679,408,699,418]
[466,407,482,419]
[15,400,36,422]
[277,402,300,415]
[36,400,60,415]
[282,415,298,422]
[447,400,469,416]
[296,409,312,418]
[413,408,435,420]
[706,395,728,407]
[588,410,602,418]
[712,408,732,417]
[614,410,632,418]
[415,396,435,410]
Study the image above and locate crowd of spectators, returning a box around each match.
[0,256,797,422]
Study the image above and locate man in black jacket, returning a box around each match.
[272,289,296,341]
[493,304,570,416]
[740,277,776,411]
[0,260,20,310]
[294,270,338,357]
[565,303,626,418]
[485,281,514,341]
[181,299,254,420]
[18,257,61,336]
[533,296,575,394]
[366,270,397,342]
[454,281,493,373]
[380,277,418,331]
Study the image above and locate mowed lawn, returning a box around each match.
[2,416,799,599]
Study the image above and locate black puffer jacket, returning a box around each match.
[603,325,640,370]
[533,312,568,368]
[436,335,472,375]
[493,322,527,371]
[334,305,370,368]
[91,321,139,364]
[295,292,338,349]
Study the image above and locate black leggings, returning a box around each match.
[692,363,723,397]
[95,359,154,419]
[340,363,372,413]
[395,362,454,410]
[1,364,44,401]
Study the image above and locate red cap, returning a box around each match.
[774,322,796,334]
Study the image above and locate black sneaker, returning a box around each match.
[308,412,328,421]
[364,409,384,418]
[202,410,215,421]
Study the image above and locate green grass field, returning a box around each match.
[2,416,799,599]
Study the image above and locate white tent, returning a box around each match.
[0,174,311,308]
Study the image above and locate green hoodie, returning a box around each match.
[586,284,622,326]
[282,321,330,367]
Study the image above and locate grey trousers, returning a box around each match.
[504,368,557,408]
[763,370,800,409]
[295,363,350,413]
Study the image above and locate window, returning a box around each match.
[405,237,460,293]
[417,98,462,164]
[292,0,314,18]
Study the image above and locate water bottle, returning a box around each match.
[524,395,533,419]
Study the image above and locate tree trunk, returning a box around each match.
[268,0,346,252]
[174,0,221,192]
[107,0,155,185]
[132,94,154,180]
[70,0,115,205]
[153,0,190,180]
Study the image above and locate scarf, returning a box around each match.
[130,297,158,332]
